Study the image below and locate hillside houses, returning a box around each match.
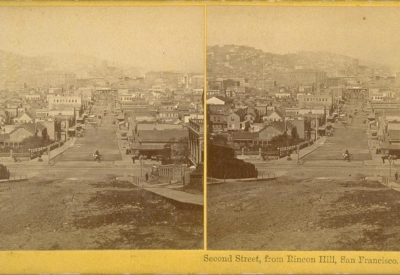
[0,122,47,148]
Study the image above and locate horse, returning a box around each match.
[93,154,101,162]
[343,153,351,162]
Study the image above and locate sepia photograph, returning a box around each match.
[0,6,204,250]
[206,6,400,251]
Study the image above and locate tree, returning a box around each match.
[171,137,189,164]
[291,126,299,140]
[164,137,189,164]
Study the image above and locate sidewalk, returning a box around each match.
[115,136,136,166]
[48,137,78,160]
[275,136,327,164]
[19,138,78,166]
[376,176,400,192]
[118,176,203,206]
[208,170,286,184]
[364,151,400,167]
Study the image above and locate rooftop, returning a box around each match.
[138,129,188,142]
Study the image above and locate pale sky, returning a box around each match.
[208,7,400,69]
[0,6,204,72]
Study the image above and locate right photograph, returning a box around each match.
[206,6,400,251]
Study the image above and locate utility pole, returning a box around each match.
[297,145,300,164]
[47,146,50,165]
[65,116,68,142]
[315,113,318,141]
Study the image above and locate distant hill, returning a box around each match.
[0,50,144,81]
[207,45,392,79]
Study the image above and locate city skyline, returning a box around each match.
[207,7,400,70]
[0,7,204,73]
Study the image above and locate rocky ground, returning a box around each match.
[208,173,400,251]
[0,176,203,250]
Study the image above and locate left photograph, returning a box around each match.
[0,6,204,250]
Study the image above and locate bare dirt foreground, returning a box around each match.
[0,176,203,250]
[208,174,400,251]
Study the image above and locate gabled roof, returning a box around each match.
[232,131,258,140]
[134,122,183,131]
[177,103,190,111]
[302,114,324,119]
[16,111,35,120]
[0,110,7,118]
[171,118,182,125]
[138,129,188,142]
[0,133,10,142]
[264,109,284,118]
[269,121,295,133]
[20,122,46,134]
[234,108,247,120]
[209,106,230,116]
[160,101,176,106]
[214,95,234,103]
[274,109,284,118]
[388,123,400,131]
[388,130,400,141]
[128,111,157,118]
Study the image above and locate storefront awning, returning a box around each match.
[380,143,400,150]
[130,144,165,150]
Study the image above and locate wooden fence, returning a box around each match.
[151,164,191,184]
[29,141,63,159]
[0,141,64,160]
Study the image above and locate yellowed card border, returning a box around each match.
[1,1,400,274]
[1,1,400,7]
[203,3,208,251]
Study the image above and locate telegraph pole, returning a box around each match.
[47,146,50,165]
[297,145,300,164]
[315,113,318,141]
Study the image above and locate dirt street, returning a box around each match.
[0,176,203,250]
[208,173,400,251]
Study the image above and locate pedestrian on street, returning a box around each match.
[145,172,149,181]
[382,156,385,163]
[396,172,398,181]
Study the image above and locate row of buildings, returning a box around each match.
[207,47,400,177]
[0,87,91,148]
[109,85,205,166]
[1,69,204,94]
